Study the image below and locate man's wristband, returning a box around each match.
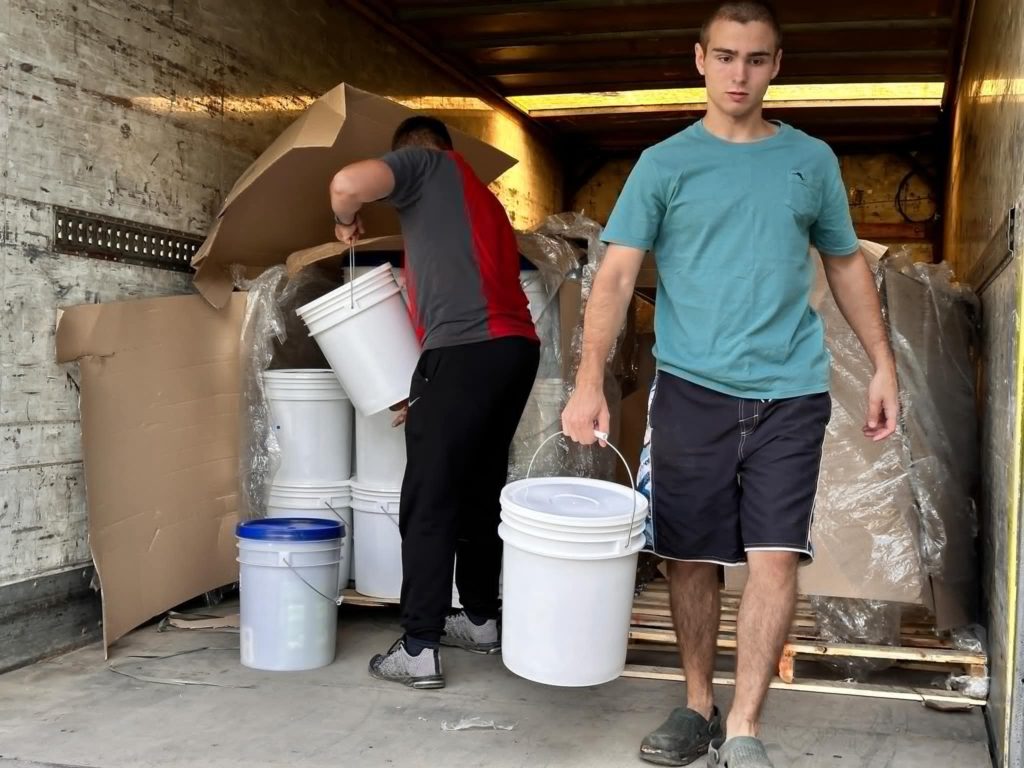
[334,213,356,227]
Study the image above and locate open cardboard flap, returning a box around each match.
[56,294,247,653]
[193,83,516,308]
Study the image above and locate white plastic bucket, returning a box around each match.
[499,523,644,687]
[355,408,407,488]
[351,484,403,599]
[236,518,343,672]
[296,264,420,416]
[264,370,354,483]
[499,433,649,687]
[267,481,354,590]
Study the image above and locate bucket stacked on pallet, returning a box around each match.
[263,369,355,590]
[296,263,417,601]
[349,408,407,600]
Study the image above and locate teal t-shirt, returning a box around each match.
[603,120,859,399]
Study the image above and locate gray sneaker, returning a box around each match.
[369,638,445,689]
[441,610,501,655]
[707,736,774,767]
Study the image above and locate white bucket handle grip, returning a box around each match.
[526,430,641,551]
[281,555,345,607]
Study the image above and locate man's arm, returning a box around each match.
[329,159,395,243]
[820,249,899,441]
[562,244,646,445]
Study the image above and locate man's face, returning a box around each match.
[695,19,782,119]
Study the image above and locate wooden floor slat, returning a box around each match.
[629,581,988,701]
[621,665,983,708]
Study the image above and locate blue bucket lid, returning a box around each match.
[236,518,344,542]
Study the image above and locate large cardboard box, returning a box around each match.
[57,84,518,651]
[56,295,247,651]
[726,244,979,629]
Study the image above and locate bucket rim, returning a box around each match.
[500,509,645,537]
[236,517,343,542]
[499,522,645,561]
[263,368,340,379]
[271,480,352,492]
[296,267,395,316]
[297,276,396,319]
[302,284,405,334]
[351,484,401,499]
[501,477,648,528]
[268,491,353,503]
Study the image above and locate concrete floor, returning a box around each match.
[0,605,992,768]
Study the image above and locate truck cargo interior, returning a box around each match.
[2,1,1022,766]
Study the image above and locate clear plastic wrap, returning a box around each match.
[515,227,582,382]
[508,213,625,483]
[535,211,606,266]
[880,255,981,597]
[565,235,626,483]
[233,263,341,520]
[945,624,990,699]
[509,224,584,482]
[811,249,926,604]
[806,243,982,655]
[811,596,902,680]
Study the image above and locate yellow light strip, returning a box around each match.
[509,82,945,113]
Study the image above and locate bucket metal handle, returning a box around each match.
[281,555,345,607]
[350,496,402,530]
[348,243,356,310]
[525,430,642,552]
[324,500,347,524]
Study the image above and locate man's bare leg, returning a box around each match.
[726,551,799,738]
[669,560,720,718]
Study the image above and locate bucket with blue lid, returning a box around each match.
[236,517,345,671]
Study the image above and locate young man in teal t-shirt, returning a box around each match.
[562,2,899,766]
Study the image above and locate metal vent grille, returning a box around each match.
[53,207,202,273]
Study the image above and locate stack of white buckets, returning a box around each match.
[239,263,648,686]
[263,369,355,592]
[238,264,416,672]
[262,371,408,601]
[286,262,415,601]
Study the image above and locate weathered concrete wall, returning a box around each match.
[570,152,938,261]
[945,0,1024,762]
[0,0,561,593]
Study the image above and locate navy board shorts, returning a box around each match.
[636,371,832,565]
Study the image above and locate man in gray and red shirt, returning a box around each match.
[329,116,539,689]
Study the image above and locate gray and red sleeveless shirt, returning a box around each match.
[380,147,539,351]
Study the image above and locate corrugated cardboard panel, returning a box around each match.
[56,294,246,652]
[193,83,517,308]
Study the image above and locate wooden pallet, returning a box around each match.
[629,580,987,707]
[341,589,398,608]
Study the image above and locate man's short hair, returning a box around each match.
[700,1,782,51]
[391,116,454,151]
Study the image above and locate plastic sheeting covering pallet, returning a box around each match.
[727,244,982,636]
